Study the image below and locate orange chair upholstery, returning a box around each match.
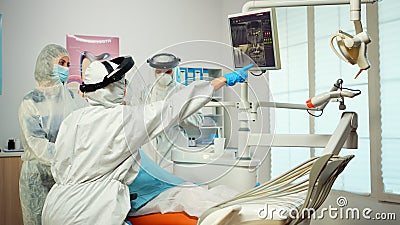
[127,212,198,225]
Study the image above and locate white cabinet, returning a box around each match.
[175,65,224,147]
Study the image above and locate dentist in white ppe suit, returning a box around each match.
[141,53,204,171]
[41,55,253,225]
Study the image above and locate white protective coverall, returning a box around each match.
[42,59,214,225]
[18,44,87,225]
[140,74,203,171]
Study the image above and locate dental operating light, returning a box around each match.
[330,28,371,79]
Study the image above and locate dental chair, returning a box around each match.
[196,112,358,225]
[127,112,358,225]
[196,154,354,225]
[126,154,354,225]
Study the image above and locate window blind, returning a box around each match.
[379,0,400,195]
[270,7,310,178]
[314,5,371,194]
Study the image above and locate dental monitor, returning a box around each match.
[228,8,281,70]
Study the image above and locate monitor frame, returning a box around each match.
[228,8,281,71]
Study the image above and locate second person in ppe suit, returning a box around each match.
[41,54,253,225]
[18,44,88,225]
[141,53,203,171]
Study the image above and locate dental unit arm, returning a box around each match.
[204,77,360,159]
[248,79,359,118]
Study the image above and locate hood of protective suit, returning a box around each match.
[35,44,69,87]
[84,61,125,108]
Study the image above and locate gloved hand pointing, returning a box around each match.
[223,64,254,86]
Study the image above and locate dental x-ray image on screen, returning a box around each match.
[229,8,281,70]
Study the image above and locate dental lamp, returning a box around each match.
[330,30,371,79]
[330,0,373,79]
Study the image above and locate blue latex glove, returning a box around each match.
[223,64,254,86]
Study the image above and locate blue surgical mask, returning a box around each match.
[52,64,70,83]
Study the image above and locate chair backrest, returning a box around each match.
[289,154,354,225]
[197,153,354,225]
[198,112,358,225]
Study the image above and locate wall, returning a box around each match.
[0,0,223,146]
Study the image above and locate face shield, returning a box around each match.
[147,53,180,69]
[80,56,134,93]
[80,56,134,108]
[147,53,180,87]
